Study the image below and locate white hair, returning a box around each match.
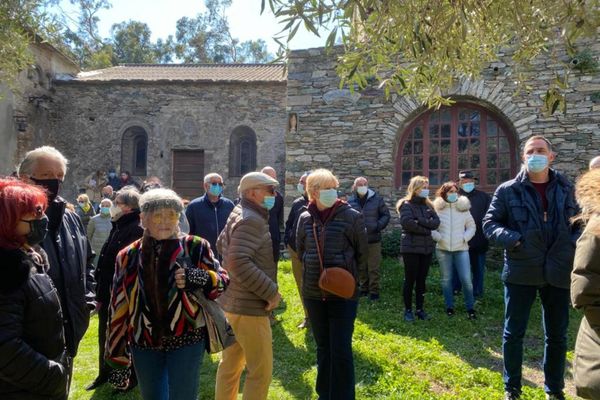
[17,146,69,176]
[203,172,223,184]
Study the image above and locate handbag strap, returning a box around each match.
[312,222,325,274]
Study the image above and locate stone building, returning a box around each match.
[285,44,600,215]
[48,64,287,200]
[0,41,79,175]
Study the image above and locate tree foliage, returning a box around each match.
[175,0,271,63]
[263,0,600,113]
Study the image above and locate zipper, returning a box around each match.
[449,204,453,250]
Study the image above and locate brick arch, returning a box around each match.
[119,120,152,177]
[387,80,526,191]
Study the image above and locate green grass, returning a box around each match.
[71,258,583,399]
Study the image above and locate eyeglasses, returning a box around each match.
[149,210,180,224]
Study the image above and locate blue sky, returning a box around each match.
[56,0,328,54]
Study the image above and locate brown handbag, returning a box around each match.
[312,223,356,299]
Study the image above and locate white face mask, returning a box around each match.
[109,204,123,220]
[319,189,338,208]
[356,186,368,196]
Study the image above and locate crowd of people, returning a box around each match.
[0,135,599,400]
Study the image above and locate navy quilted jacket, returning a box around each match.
[483,168,580,289]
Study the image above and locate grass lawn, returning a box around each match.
[71,257,583,400]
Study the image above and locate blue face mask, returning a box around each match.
[526,154,549,173]
[108,172,116,178]
[262,195,276,210]
[418,189,430,198]
[100,206,111,215]
[447,193,459,203]
[461,182,475,193]
[319,189,338,208]
[297,183,305,194]
[208,183,223,197]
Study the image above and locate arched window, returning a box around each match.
[229,126,257,177]
[395,103,518,192]
[121,126,148,177]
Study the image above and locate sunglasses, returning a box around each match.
[210,182,224,187]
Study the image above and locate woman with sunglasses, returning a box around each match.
[105,188,229,400]
[0,178,69,399]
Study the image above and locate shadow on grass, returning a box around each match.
[355,257,582,397]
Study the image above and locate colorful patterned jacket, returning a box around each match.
[105,234,228,368]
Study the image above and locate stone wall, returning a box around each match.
[0,43,78,175]
[46,81,286,201]
[286,42,600,221]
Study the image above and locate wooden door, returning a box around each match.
[172,150,204,200]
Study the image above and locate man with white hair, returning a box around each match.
[215,171,282,400]
[348,176,391,300]
[185,172,235,260]
[18,146,96,379]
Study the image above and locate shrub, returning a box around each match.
[381,228,402,258]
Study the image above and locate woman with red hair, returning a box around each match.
[0,178,69,399]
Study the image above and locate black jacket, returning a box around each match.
[483,169,580,289]
[284,195,308,252]
[95,210,143,305]
[348,189,391,243]
[268,191,284,262]
[399,198,440,255]
[459,188,491,251]
[0,247,68,400]
[296,201,368,300]
[40,198,95,357]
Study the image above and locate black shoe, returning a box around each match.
[86,375,108,391]
[545,392,565,400]
[504,391,521,400]
[369,293,380,301]
[404,309,415,322]
[360,290,369,297]
[467,309,477,320]
[415,309,431,320]
[446,308,455,316]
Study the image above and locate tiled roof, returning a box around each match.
[68,63,286,83]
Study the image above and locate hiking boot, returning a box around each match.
[545,393,565,400]
[415,309,431,320]
[504,391,520,400]
[446,308,455,316]
[467,309,477,320]
[404,309,415,322]
[297,317,310,329]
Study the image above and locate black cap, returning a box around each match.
[458,170,475,179]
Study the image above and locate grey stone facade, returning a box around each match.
[0,42,78,175]
[285,43,600,217]
[46,80,286,200]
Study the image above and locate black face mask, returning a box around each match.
[21,215,49,246]
[30,178,62,202]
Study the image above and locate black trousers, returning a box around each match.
[402,253,433,311]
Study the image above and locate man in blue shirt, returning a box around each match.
[186,173,235,260]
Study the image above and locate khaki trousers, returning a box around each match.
[359,241,382,294]
[287,246,307,316]
[215,313,273,400]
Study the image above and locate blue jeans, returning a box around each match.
[503,283,570,395]
[131,340,205,400]
[452,248,487,298]
[436,249,474,310]
[304,298,358,400]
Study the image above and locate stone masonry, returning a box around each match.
[285,42,600,221]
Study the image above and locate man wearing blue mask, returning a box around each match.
[453,170,491,299]
[186,173,235,261]
[348,176,390,301]
[261,166,284,263]
[483,135,579,400]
